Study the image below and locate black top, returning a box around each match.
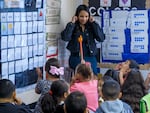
[55,104,65,113]
[0,102,33,113]
[61,21,105,56]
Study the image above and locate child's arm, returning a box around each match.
[36,67,43,81]
[35,68,43,94]
[119,68,128,86]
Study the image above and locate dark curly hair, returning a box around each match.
[121,70,147,113]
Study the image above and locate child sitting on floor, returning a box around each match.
[95,80,133,113]
[34,58,64,113]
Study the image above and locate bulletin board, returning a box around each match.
[0,0,45,88]
[87,0,150,65]
[101,10,150,64]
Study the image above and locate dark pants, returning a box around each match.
[69,56,98,75]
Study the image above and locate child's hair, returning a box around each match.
[104,69,119,82]
[41,80,69,113]
[102,80,120,100]
[75,63,93,79]
[0,79,15,99]
[65,91,87,113]
[128,59,139,69]
[98,75,113,89]
[45,58,64,78]
[75,4,90,17]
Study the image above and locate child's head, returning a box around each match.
[64,91,87,113]
[0,79,16,100]
[104,69,119,83]
[102,80,121,100]
[45,58,64,78]
[75,63,93,80]
[41,80,69,113]
[121,59,139,72]
[98,75,113,98]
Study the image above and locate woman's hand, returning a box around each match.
[89,16,95,22]
[72,16,78,23]
[81,59,85,64]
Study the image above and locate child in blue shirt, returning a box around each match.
[96,80,133,113]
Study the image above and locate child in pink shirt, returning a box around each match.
[70,63,98,112]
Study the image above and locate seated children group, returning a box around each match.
[0,58,149,113]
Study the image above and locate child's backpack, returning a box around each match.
[140,93,150,113]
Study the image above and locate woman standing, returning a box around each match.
[61,4,105,75]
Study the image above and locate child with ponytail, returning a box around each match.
[34,58,64,113]
[41,80,69,113]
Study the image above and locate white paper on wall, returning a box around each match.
[34,56,39,67]
[27,34,33,46]
[46,8,60,16]
[1,13,7,22]
[8,48,15,61]
[109,34,126,44]
[130,44,148,53]
[130,28,148,35]
[27,21,32,33]
[9,61,15,74]
[100,0,112,7]
[15,48,21,60]
[21,22,27,34]
[1,23,8,35]
[14,12,21,21]
[110,18,127,28]
[108,43,124,52]
[131,33,149,45]
[33,33,38,45]
[14,22,21,34]
[102,51,123,60]
[130,10,148,19]
[119,0,131,7]
[8,35,15,48]
[26,12,32,21]
[22,59,28,71]
[131,18,149,29]
[28,46,33,58]
[7,12,13,22]
[32,12,38,21]
[21,34,27,46]
[47,0,61,8]
[22,46,28,59]
[1,49,7,62]
[36,0,42,8]
[21,12,26,21]
[1,36,8,49]
[111,10,129,18]
[8,22,14,35]
[2,62,8,76]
